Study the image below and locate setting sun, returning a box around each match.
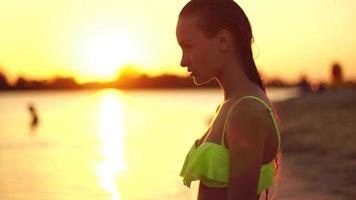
[75,31,139,82]
[0,0,355,83]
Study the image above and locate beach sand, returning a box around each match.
[273,88,356,200]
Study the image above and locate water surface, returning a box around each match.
[0,87,299,200]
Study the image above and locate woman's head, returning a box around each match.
[176,0,265,91]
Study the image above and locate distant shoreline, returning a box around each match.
[0,72,312,92]
[0,84,295,92]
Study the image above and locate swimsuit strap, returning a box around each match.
[221,96,281,153]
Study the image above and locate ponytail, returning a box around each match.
[241,43,266,92]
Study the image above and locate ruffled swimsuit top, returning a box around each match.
[180,96,281,194]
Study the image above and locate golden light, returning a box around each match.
[76,30,139,81]
[96,89,126,200]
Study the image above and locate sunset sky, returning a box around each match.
[0,0,355,84]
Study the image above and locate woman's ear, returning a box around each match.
[216,29,233,51]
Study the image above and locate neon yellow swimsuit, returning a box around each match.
[180,96,281,194]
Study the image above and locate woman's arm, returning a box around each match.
[226,100,269,200]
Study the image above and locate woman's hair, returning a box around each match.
[179,0,265,92]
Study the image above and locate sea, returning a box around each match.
[0,87,300,200]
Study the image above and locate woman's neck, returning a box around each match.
[216,60,259,101]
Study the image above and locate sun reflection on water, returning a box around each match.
[96,90,126,200]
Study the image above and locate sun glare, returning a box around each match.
[76,32,138,81]
[96,90,126,200]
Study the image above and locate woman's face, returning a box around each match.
[176,15,223,85]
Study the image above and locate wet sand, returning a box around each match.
[273,88,356,200]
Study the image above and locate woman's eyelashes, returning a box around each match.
[181,43,193,51]
[184,44,193,49]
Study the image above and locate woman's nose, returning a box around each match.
[180,54,190,67]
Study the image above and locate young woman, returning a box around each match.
[177,0,281,199]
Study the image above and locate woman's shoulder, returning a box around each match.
[226,95,274,136]
[231,95,272,117]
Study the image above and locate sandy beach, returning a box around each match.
[274,88,356,200]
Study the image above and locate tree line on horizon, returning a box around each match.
[0,62,354,91]
[0,72,293,91]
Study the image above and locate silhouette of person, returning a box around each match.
[177,1,281,199]
[28,103,39,128]
[297,75,311,95]
[331,63,343,89]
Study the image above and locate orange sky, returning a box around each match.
[0,0,355,84]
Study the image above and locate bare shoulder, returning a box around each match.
[226,97,272,141]
[229,97,272,125]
